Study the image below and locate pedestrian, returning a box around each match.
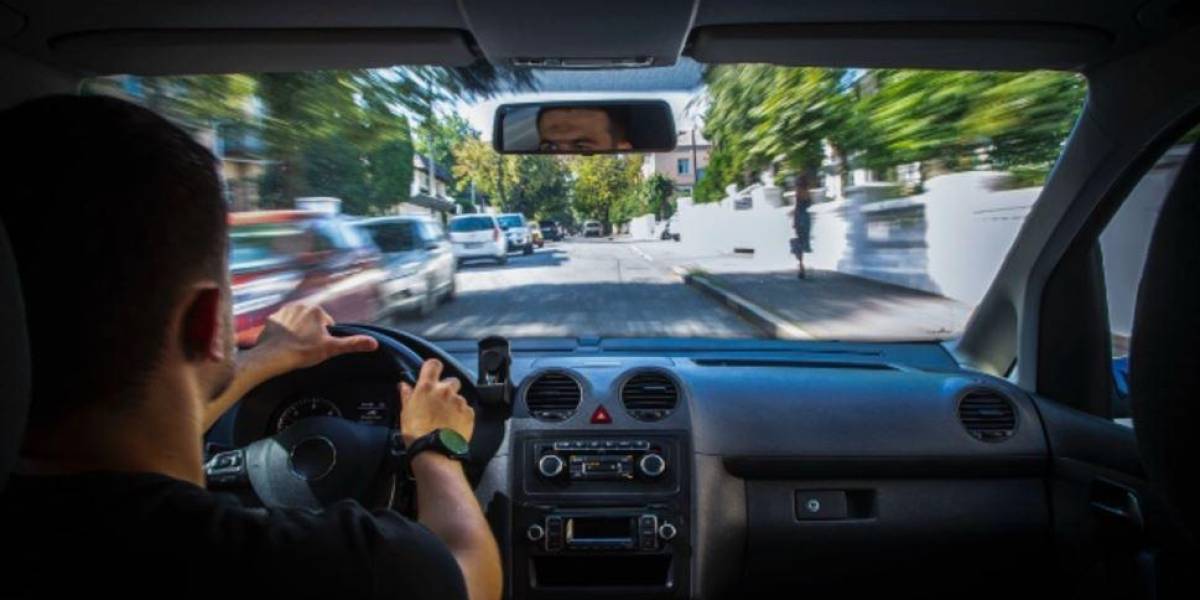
[789,176,814,279]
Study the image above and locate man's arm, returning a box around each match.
[204,303,377,431]
[400,360,503,600]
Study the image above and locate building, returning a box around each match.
[86,75,271,211]
[641,129,710,196]
[391,155,457,219]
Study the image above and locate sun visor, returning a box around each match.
[688,23,1113,71]
[48,28,477,75]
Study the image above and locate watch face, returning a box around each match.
[438,429,470,455]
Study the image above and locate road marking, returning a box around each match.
[629,244,655,263]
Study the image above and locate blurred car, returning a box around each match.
[356,216,456,317]
[539,220,563,241]
[583,220,603,237]
[527,221,545,248]
[497,213,534,255]
[449,214,508,265]
[229,210,385,347]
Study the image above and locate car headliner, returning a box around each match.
[0,0,1187,78]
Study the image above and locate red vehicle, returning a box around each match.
[229,210,385,347]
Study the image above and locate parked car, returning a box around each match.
[583,220,603,237]
[497,213,534,254]
[448,213,508,265]
[539,219,563,241]
[527,220,545,248]
[355,216,456,317]
[229,210,385,347]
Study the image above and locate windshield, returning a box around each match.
[86,62,1085,342]
[497,215,524,229]
[450,216,495,232]
[361,222,419,253]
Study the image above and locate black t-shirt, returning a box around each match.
[0,471,468,600]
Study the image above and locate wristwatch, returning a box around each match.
[404,429,470,478]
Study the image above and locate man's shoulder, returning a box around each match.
[2,472,468,600]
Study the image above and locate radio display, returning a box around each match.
[566,517,633,544]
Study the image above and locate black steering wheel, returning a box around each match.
[207,325,503,513]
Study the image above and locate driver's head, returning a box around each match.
[537,107,632,152]
[0,95,236,432]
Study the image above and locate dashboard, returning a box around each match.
[227,379,397,444]
[211,337,1069,600]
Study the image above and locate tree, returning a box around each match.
[640,173,677,220]
[570,155,643,231]
[960,71,1086,170]
[452,138,519,209]
[510,156,572,219]
[415,112,479,197]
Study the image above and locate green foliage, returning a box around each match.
[90,63,531,214]
[452,138,520,208]
[699,65,1086,201]
[510,156,572,219]
[415,112,480,197]
[570,155,643,228]
[639,173,677,219]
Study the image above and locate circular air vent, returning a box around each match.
[525,372,582,422]
[621,371,679,421]
[958,390,1017,442]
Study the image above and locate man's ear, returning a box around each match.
[180,286,225,362]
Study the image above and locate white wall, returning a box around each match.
[675,153,1184,335]
[628,214,657,240]
[676,172,1039,306]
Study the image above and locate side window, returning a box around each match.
[1100,123,1199,423]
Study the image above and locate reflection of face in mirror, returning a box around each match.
[537,107,633,152]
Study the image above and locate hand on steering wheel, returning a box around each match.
[399,359,475,447]
[206,324,498,514]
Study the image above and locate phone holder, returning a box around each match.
[476,335,512,408]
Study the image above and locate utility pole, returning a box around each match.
[495,154,506,212]
[690,127,699,189]
[425,74,437,200]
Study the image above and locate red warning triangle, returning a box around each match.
[590,405,613,424]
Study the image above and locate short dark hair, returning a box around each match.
[0,95,228,426]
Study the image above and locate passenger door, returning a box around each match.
[1035,122,1199,599]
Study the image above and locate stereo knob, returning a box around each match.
[537,454,565,478]
[658,522,678,541]
[526,524,545,542]
[638,453,666,477]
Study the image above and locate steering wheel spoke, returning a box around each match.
[219,326,502,513]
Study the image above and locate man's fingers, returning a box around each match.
[328,334,378,355]
[418,359,444,386]
[442,376,462,396]
[399,382,412,406]
[319,308,335,327]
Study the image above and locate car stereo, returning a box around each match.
[512,431,690,599]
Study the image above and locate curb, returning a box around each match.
[672,266,813,340]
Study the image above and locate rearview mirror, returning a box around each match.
[493,100,677,154]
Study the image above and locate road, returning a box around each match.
[385,238,760,340]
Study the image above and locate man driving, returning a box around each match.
[537,106,633,152]
[0,95,502,600]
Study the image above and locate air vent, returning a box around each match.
[958,391,1017,442]
[621,372,679,421]
[525,372,581,422]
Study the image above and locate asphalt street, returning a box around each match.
[386,238,760,340]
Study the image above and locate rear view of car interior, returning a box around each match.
[2,1,1199,599]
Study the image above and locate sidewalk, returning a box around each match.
[630,240,973,340]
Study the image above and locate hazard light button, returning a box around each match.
[590,405,612,424]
